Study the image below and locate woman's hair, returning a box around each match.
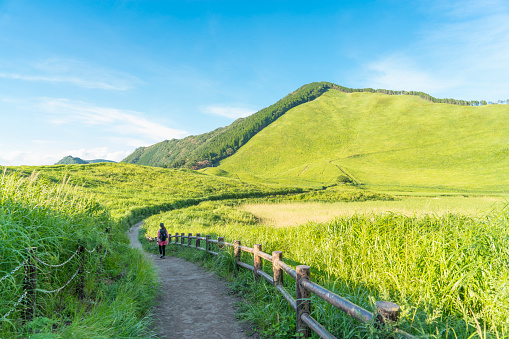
[159,222,166,230]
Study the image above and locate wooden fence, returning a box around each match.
[165,232,415,339]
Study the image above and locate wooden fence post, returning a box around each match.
[272,251,283,287]
[218,237,224,250]
[196,233,201,249]
[24,247,37,322]
[76,244,85,300]
[175,232,179,244]
[188,233,192,247]
[206,235,211,254]
[181,233,185,246]
[253,244,262,281]
[375,301,400,328]
[296,265,311,337]
[234,240,241,270]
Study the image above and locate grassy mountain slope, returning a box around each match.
[122,82,337,168]
[122,126,232,168]
[121,81,487,169]
[217,89,509,193]
[122,127,218,168]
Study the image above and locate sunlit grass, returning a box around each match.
[0,170,157,338]
[5,162,508,338]
[6,162,302,228]
[144,199,509,338]
[241,196,505,227]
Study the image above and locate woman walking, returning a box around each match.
[157,222,169,258]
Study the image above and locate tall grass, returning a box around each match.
[6,163,303,228]
[0,170,158,338]
[144,200,509,338]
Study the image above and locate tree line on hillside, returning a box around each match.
[340,87,504,106]
[123,82,336,169]
[122,82,503,169]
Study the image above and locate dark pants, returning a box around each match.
[159,245,166,256]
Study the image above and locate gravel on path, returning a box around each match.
[128,221,257,339]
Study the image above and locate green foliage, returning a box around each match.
[5,153,506,337]
[219,89,509,193]
[122,126,229,168]
[0,170,157,338]
[275,187,395,203]
[144,200,509,338]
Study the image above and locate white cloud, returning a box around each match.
[0,72,133,91]
[0,147,132,166]
[61,147,131,162]
[201,105,255,119]
[0,150,57,166]
[38,98,189,141]
[0,58,140,91]
[364,1,509,101]
[366,56,459,94]
[428,0,508,19]
[0,97,187,166]
[105,137,155,148]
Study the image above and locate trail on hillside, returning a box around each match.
[128,222,257,339]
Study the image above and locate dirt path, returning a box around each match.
[128,222,256,339]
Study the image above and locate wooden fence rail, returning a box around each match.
[165,232,415,339]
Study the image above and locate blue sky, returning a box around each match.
[1,0,508,166]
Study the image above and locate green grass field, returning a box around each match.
[7,163,303,227]
[0,163,302,338]
[143,198,509,338]
[217,90,509,193]
[0,170,158,338]
[3,156,507,338]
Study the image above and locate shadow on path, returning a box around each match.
[129,221,256,339]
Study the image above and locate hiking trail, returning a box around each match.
[128,221,258,339]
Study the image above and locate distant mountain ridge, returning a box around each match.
[121,81,500,169]
[55,156,116,165]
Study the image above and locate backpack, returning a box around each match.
[160,229,167,242]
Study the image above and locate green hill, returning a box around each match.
[122,82,340,168]
[122,82,486,169]
[55,155,116,165]
[216,89,509,193]
[121,126,229,169]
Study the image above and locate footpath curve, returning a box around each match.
[129,221,257,339]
